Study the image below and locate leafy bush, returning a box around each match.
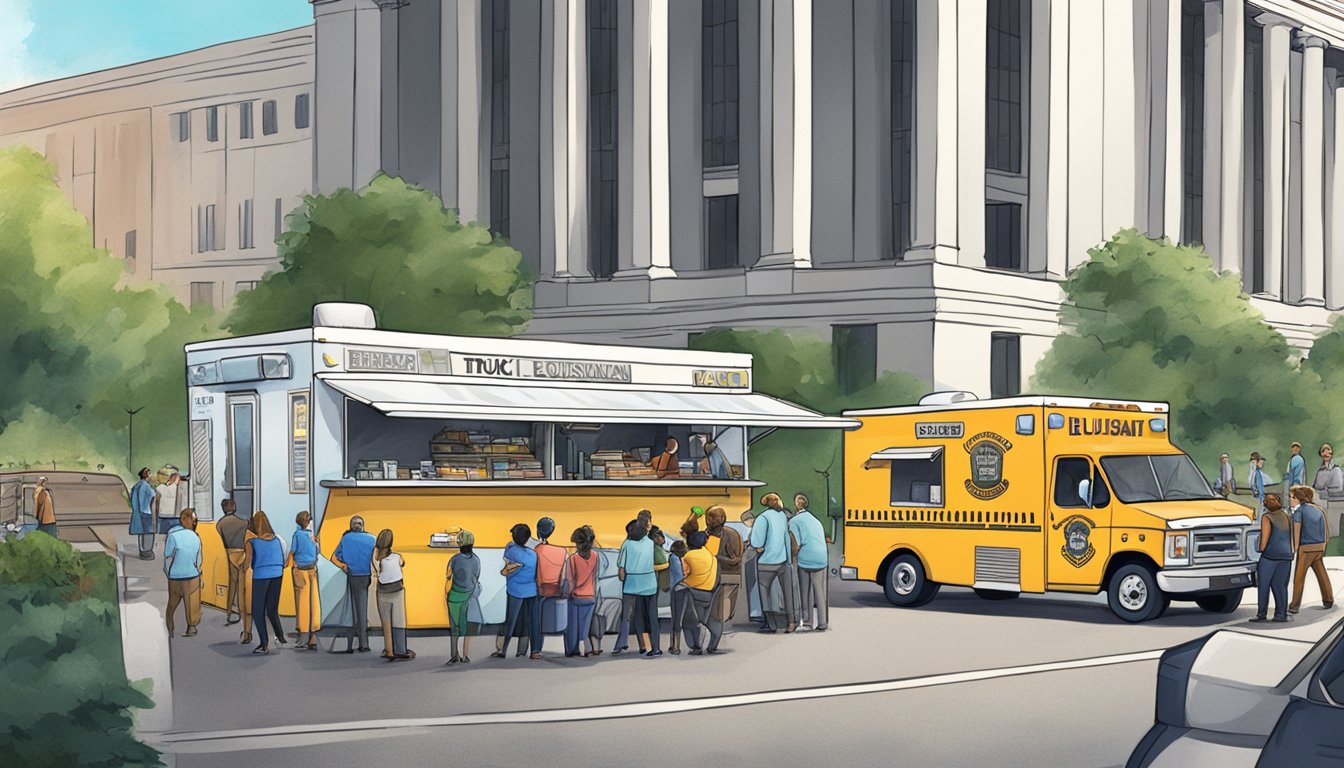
[0,534,160,767]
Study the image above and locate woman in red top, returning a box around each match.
[564,526,600,657]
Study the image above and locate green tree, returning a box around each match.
[1031,229,1321,472]
[226,173,534,337]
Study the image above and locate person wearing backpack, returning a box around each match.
[564,526,600,657]
[1288,486,1334,614]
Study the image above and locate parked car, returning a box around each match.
[1128,618,1344,767]
[0,471,130,542]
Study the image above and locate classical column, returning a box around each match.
[551,0,589,277]
[907,0,959,263]
[1330,77,1344,309]
[1202,0,1244,274]
[1258,14,1292,299]
[453,0,487,226]
[1297,32,1327,305]
[957,0,987,269]
[617,0,674,278]
[754,0,812,269]
[1162,0,1184,239]
[312,0,386,193]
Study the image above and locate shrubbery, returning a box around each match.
[0,533,160,767]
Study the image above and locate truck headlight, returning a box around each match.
[1165,532,1190,566]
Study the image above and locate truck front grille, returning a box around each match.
[1192,528,1243,564]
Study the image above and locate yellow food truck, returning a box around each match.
[838,392,1257,622]
[183,303,854,628]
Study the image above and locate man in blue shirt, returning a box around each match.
[163,509,203,637]
[494,523,542,659]
[789,494,830,631]
[290,511,321,650]
[1287,442,1307,489]
[332,516,377,653]
[128,467,157,560]
[750,493,798,633]
[1289,486,1334,613]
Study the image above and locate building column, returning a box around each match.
[1297,32,1327,305]
[1330,76,1344,309]
[313,0,387,193]
[1258,14,1292,299]
[754,0,812,269]
[617,0,674,279]
[956,0,987,269]
[1202,0,1244,274]
[1161,0,1184,240]
[907,0,959,263]
[549,0,589,278]
[443,0,487,226]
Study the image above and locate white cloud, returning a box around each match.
[0,0,42,92]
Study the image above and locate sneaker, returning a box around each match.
[757,627,777,634]
[1272,616,1293,623]
[644,649,663,658]
[689,648,703,656]
[357,647,371,653]
[1288,607,1300,615]
[490,651,506,659]
[1249,616,1268,623]
[184,627,198,637]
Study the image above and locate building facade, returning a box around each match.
[0,28,315,310]
[313,0,1344,396]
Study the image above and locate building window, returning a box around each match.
[1245,21,1264,294]
[834,324,878,394]
[702,0,739,168]
[262,100,278,135]
[990,332,1021,398]
[294,93,310,129]
[588,0,619,279]
[985,202,1023,270]
[986,0,1027,174]
[890,0,915,258]
[704,195,740,269]
[490,0,511,238]
[190,282,215,309]
[274,198,284,243]
[239,102,253,139]
[239,199,254,250]
[197,204,219,252]
[124,230,137,261]
[205,107,219,142]
[235,281,259,295]
[173,112,189,142]
[1180,0,1204,244]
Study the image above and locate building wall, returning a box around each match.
[0,28,315,310]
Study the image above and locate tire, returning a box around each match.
[1107,563,1164,622]
[883,553,940,607]
[1195,589,1244,614]
[973,588,1020,601]
[1151,595,1172,620]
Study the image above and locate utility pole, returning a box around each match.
[125,407,144,474]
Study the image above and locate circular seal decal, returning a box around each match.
[963,431,1013,500]
[1055,515,1097,567]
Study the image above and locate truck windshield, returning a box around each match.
[1099,454,1217,503]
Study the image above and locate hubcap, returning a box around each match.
[893,563,918,596]
[1118,573,1149,612]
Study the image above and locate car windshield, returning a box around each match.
[1099,454,1217,503]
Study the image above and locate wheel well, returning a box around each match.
[877,548,922,586]
[1103,552,1160,591]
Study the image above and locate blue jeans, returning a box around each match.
[1257,558,1291,620]
[501,595,541,655]
[565,598,596,655]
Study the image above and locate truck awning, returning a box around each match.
[318,375,859,429]
[865,446,944,466]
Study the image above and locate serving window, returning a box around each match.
[866,447,944,506]
[557,424,746,481]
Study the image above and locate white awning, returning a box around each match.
[868,447,944,461]
[318,375,859,429]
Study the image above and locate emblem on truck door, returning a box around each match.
[963,431,1013,500]
[1054,514,1097,567]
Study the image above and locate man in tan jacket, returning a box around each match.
[1289,485,1334,614]
[34,477,57,538]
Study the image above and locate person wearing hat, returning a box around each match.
[331,516,377,653]
[1249,453,1268,506]
[1313,443,1344,522]
[1287,442,1307,491]
[1217,454,1236,498]
[534,516,567,654]
[444,529,481,664]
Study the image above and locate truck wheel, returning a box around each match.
[883,553,940,607]
[1195,589,1244,614]
[1107,564,1163,622]
[973,588,1020,601]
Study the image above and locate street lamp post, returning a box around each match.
[125,407,144,474]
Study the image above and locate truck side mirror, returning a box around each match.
[1078,479,1092,508]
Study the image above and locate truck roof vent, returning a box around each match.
[312,302,376,329]
[918,391,979,406]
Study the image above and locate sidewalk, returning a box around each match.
[96,527,175,736]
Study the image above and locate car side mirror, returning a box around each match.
[1078,479,1092,508]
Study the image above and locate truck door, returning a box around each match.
[226,394,259,518]
[1046,456,1112,590]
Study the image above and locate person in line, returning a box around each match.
[1288,486,1334,614]
[331,516,377,653]
[163,509,203,638]
[290,511,321,650]
[700,440,733,480]
[1249,453,1268,508]
[243,511,288,654]
[1313,443,1344,516]
[667,538,689,655]
[790,494,830,631]
[373,528,413,661]
[611,510,657,653]
[33,476,57,538]
[651,525,671,594]
[1217,454,1236,498]
[705,506,744,626]
[494,523,542,660]
[215,498,248,630]
[1251,494,1295,623]
[682,531,723,654]
[1287,442,1307,491]
[617,518,661,657]
[651,437,681,479]
[129,468,157,560]
[153,468,181,543]
[564,525,601,658]
[534,516,567,655]
[445,529,481,665]
[751,493,798,634]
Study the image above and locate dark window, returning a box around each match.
[985,202,1023,270]
[701,0,739,168]
[887,453,945,506]
[239,102,253,139]
[205,107,219,142]
[1246,21,1264,293]
[235,281,259,295]
[190,282,215,308]
[294,93,310,129]
[491,0,511,238]
[1054,457,1110,508]
[173,112,189,142]
[990,332,1021,398]
[986,0,1027,174]
[198,204,218,252]
[124,230,137,261]
[1181,0,1204,244]
[262,100,278,135]
[274,198,284,243]
[240,199,254,250]
[704,195,740,269]
[834,324,878,394]
[588,0,619,278]
[891,0,915,258]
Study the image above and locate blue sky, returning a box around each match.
[0,0,313,92]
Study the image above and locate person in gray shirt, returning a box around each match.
[445,530,481,664]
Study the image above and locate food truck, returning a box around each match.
[838,392,1257,622]
[184,303,855,627]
